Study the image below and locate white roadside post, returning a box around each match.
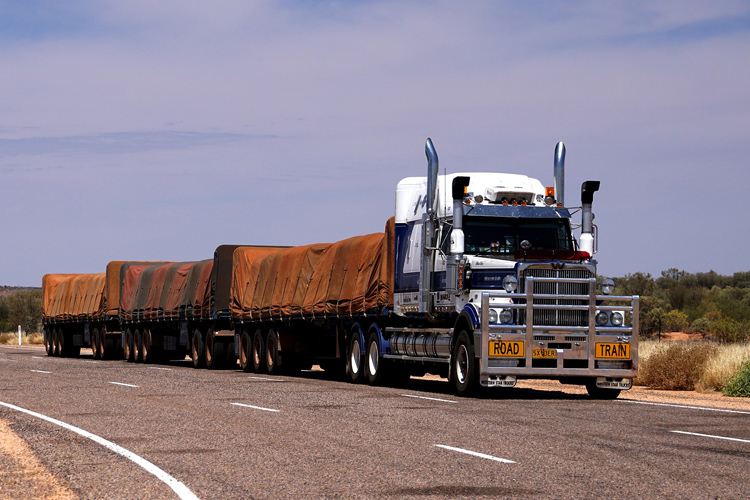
[18,325,22,346]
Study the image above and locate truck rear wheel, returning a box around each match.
[252,329,265,373]
[53,329,61,356]
[347,331,363,383]
[452,330,478,397]
[239,329,252,372]
[142,328,158,364]
[44,328,53,356]
[365,330,383,385]
[92,327,102,360]
[134,328,144,363]
[265,329,281,375]
[205,329,226,370]
[191,329,205,368]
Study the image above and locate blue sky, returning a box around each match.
[1,1,749,285]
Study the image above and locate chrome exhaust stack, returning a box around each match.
[554,142,566,206]
[580,180,600,256]
[420,138,440,313]
[447,176,470,295]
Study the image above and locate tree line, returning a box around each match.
[0,289,42,334]
[614,269,750,342]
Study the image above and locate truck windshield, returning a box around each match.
[462,216,573,257]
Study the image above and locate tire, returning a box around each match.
[91,327,101,360]
[452,330,478,397]
[134,328,144,363]
[252,329,265,373]
[205,329,226,370]
[346,330,363,383]
[99,325,114,360]
[53,329,61,356]
[58,330,68,358]
[142,328,156,364]
[586,382,622,400]
[44,328,54,356]
[265,329,281,375]
[124,328,135,362]
[239,329,252,372]
[191,328,205,368]
[365,330,383,385]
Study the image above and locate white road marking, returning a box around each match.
[434,444,516,464]
[402,394,457,404]
[231,402,280,413]
[0,358,14,362]
[247,376,283,382]
[0,401,200,500]
[671,430,750,444]
[620,400,750,415]
[30,370,51,374]
[149,367,173,371]
[109,382,139,388]
[0,346,43,352]
[31,356,46,360]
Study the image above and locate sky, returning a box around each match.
[1,1,749,286]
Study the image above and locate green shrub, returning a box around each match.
[722,361,750,397]
[636,341,718,390]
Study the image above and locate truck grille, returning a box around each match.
[519,268,591,327]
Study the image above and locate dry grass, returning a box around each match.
[0,332,43,345]
[636,339,750,393]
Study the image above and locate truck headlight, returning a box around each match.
[499,309,513,324]
[601,278,615,295]
[610,312,624,326]
[595,311,609,326]
[503,275,518,293]
[489,309,498,324]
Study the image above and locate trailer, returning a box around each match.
[41,139,639,397]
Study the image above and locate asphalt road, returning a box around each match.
[1,345,748,500]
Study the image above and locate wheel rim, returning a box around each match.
[368,340,378,376]
[192,332,199,361]
[205,334,212,364]
[455,344,469,385]
[240,334,248,366]
[253,335,262,366]
[266,333,275,369]
[124,330,132,359]
[351,338,361,374]
[143,330,149,361]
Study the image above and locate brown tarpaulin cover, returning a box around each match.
[161,262,195,319]
[120,265,160,322]
[177,259,213,319]
[231,218,394,321]
[144,263,174,321]
[42,273,106,321]
[105,261,166,316]
[230,247,292,320]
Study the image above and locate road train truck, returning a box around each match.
[42,139,638,397]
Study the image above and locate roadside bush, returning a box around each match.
[697,343,750,392]
[636,341,717,390]
[722,361,750,398]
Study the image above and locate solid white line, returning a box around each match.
[0,400,200,500]
[434,444,515,463]
[109,382,139,388]
[247,376,283,382]
[620,400,750,415]
[149,367,173,371]
[671,430,750,444]
[30,370,51,374]
[402,394,458,404]
[0,346,43,351]
[231,402,280,413]
[0,358,14,362]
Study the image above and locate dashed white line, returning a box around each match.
[620,400,750,415]
[109,382,139,388]
[30,370,51,374]
[671,430,750,444]
[31,356,46,360]
[434,444,515,463]
[149,367,173,371]
[247,376,283,382]
[0,400,200,500]
[231,402,280,413]
[403,394,457,404]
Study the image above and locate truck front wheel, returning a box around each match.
[452,330,478,397]
[365,330,383,385]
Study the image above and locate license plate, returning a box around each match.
[595,343,630,359]
[488,341,525,357]
[532,348,556,359]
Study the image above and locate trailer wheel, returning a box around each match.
[585,382,621,400]
[452,330,478,397]
[142,328,156,364]
[134,328,144,363]
[91,327,101,360]
[100,325,115,360]
[365,330,383,385]
[252,329,265,373]
[191,329,206,368]
[205,329,226,370]
[239,329,252,372]
[44,328,53,356]
[266,329,281,375]
[347,331,363,383]
[124,328,135,362]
